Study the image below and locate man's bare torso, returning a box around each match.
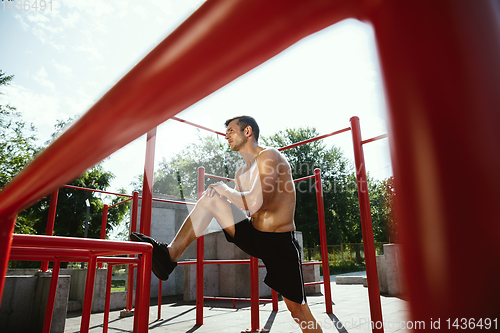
[236,148,296,233]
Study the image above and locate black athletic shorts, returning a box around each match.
[223,218,307,305]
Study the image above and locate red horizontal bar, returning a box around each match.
[203,296,273,303]
[179,260,323,267]
[304,281,325,286]
[96,257,140,264]
[301,261,322,265]
[171,116,226,137]
[204,259,251,265]
[150,197,196,206]
[11,246,92,257]
[12,235,152,256]
[10,255,89,262]
[108,197,133,208]
[278,127,351,151]
[293,175,315,183]
[205,174,235,182]
[63,185,133,198]
[361,133,388,145]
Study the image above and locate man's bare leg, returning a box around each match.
[167,193,246,262]
[283,297,323,333]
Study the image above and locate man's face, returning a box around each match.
[225,119,247,151]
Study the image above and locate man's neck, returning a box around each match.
[238,142,263,167]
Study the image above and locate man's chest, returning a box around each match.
[237,163,258,191]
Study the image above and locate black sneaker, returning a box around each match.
[129,232,178,280]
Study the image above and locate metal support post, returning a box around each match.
[103,264,113,333]
[42,260,61,333]
[98,204,108,269]
[272,290,278,311]
[196,167,205,325]
[158,279,162,320]
[250,256,260,331]
[126,191,140,312]
[314,168,333,314]
[350,116,383,332]
[140,128,157,236]
[41,190,59,272]
[81,256,98,333]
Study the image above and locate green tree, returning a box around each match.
[35,165,129,239]
[135,134,242,198]
[369,176,396,243]
[33,118,130,239]
[0,70,40,234]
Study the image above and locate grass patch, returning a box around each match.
[319,261,366,276]
[111,280,126,292]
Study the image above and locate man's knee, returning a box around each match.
[286,302,305,320]
[197,193,225,209]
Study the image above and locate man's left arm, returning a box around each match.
[208,149,281,214]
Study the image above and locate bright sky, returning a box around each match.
[0,0,393,196]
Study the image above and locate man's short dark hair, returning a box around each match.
[225,116,260,142]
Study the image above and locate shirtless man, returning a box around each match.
[131,116,323,332]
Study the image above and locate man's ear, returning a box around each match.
[245,125,252,137]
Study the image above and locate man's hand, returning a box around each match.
[206,181,232,198]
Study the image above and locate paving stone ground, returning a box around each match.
[64,273,410,333]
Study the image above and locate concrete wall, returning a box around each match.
[0,275,37,333]
[63,268,134,313]
[136,194,200,298]
[384,243,404,296]
[0,273,70,333]
[374,243,403,296]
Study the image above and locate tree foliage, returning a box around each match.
[0,70,41,234]
[134,134,242,198]
[0,70,129,243]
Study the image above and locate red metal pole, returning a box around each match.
[196,167,205,325]
[350,117,383,332]
[314,168,333,314]
[171,116,226,136]
[103,264,113,333]
[63,185,133,198]
[41,190,59,272]
[132,244,154,333]
[272,290,278,311]
[134,253,143,333]
[126,191,139,311]
[137,249,153,332]
[81,255,98,333]
[140,128,157,236]
[278,127,351,151]
[131,191,139,233]
[98,204,109,269]
[250,256,260,331]
[42,260,60,333]
[158,279,162,320]
[0,215,16,301]
[370,0,500,324]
